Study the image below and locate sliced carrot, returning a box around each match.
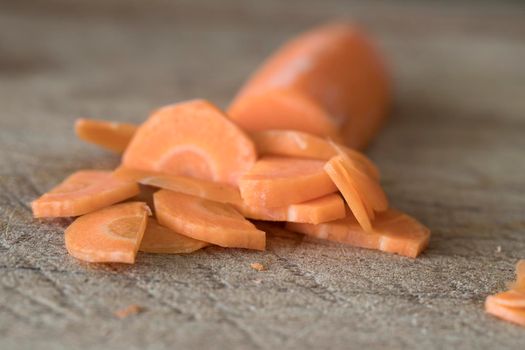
[122,99,256,186]
[64,202,150,263]
[229,88,340,139]
[139,218,209,254]
[286,208,430,258]
[251,129,380,180]
[112,166,164,182]
[485,295,525,327]
[229,22,390,150]
[75,118,137,154]
[154,190,265,250]
[324,156,372,231]
[32,170,140,218]
[239,157,337,208]
[488,290,525,308]
[514,260,525,292]
[238,193,346,224]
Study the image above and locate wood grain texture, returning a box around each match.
[1,0,525,348]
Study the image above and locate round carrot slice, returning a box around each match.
[139,218,209,254]
[229,88,340,139]
[154,190,265,250]
[122,99,256,186]
[250,129,380,180]
[65,202,151,264]
[32,170,140,218]
[75,118,137,154]
[239,157,338,208]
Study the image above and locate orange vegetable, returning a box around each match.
[513,259,525,292]
[324,155,388,231]
[123,99,256,186]
[229,22,390,149]
[238,193,346,224]
[239,157,337,208]
[64,202,150,263]
[229,88,340,139]
[287,209,430,258]
[154,190,266,250]
[32,170,140,218]
[485,296,525,327]
[487,290,525,308]
[75,118,138,154]
[140,218,209,254]
[251,129,380,180]
[112,166,164,182]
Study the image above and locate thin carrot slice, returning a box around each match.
[112,166,164,182]
[514,260,525,292]
[32,170,140,218]
[154,190,265,250]
[286,208,431,258]
[238,193,346,224]
[485,295,525,327]
[122,99,256,186]
[488,290,525,308]
[324,156,372,231]
[239,157,337,208]
[229,22,390,150]
[251,130,380,180]
[139,218,209,254]
[64,202,150,263]
[229,88,340,139]
[75,118,137,154]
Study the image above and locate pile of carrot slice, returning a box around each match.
[485,260,525,327]
[33,23,431,264]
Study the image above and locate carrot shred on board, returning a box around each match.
[75,118,138,154]
[65,202,151,264]
[114,304,144,319]
[154,190,266,250]
[32,170,140,218]
[239,157,337,208]
[140,218,209,254]
[251,129,380,180]
[122,99,256,186]
[229,22,390,150]
[485,297,525,327]
[287,208,430,258]
[250,262,266,271]
[237,193,346,224]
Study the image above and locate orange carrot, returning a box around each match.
[287,208,430,258]
[112,166,164,182]
[140,218,209,254]
[251,130,380,180]
[229,88,340,139]
[75,118,137,154]
[229,22,390,149]
[485,296,525,327]
[65,202,150,263]
[32,170,140,218]
[122,99,256,186]
[239,157,337,208]
[487,290,525,308]
[154,190,266,250]
[512,259,525,292]
[238,193,346,224]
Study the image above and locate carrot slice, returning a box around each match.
[75,118,137,154]
[324,156,372,231]
[238,193,346,224]
[229,22,390,150]
[64,202,150,263]
[286,208,430,258]
[513,260,525,292]
[488,290,525,308]
[32,170,140,218]
[229,88,340,139]
[122,99,256,186]
[485,295,525,327]
[112,166,164,182]
[154,190,265,250]
[239,157,337,208]
[251,129,380,180]
[139,218,209,254]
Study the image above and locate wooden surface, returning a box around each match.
[1,1,525,349]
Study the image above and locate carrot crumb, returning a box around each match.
[114,304,143,319]
[250,262,265,271]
